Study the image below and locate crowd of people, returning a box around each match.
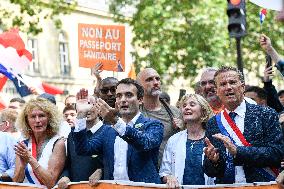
[1,34,284,189]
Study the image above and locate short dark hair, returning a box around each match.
[117,78,144,99]
[101,77,118,86]
[214,66,245,84]
[9,97,25,104]
[63,105,76,114]
[245,86,267,100]
[278,90,284,97]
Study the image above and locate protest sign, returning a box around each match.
[78,24,125,72]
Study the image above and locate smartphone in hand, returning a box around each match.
[266,54,272,69]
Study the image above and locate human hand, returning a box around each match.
[165,175,179,189]
[263,64,274,82]
[14,141,32,165]
[89,169,102,186]
[76,89,97,116]
[28,86,40,95]
[260,34,272,52]
[57,176,70,189]
[94,98,118,124]
[204,137,219,163]
[213,133,237,156]
[276,170,284,189]
[172,118,183,130]
[91,63,103,80]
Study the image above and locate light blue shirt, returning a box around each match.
[0,131,16,178]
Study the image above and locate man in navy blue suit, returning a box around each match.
[203,66,284,184]
[72,78,164,184]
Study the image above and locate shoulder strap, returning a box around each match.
[159,98,176,128]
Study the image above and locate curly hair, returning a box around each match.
[179,94,214,129]
[16,98,62,139]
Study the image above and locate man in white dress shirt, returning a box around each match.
[72,78,164,184]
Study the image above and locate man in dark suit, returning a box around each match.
[72,78,163,184]
[203,66,284,184]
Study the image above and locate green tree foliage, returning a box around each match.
[109,0,284,83]
[0,0,76,35]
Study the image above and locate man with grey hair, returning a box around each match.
[137,68,183,165]
[0,108,20,140]
[199,68,224,114]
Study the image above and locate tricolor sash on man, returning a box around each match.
[216,111,278,182]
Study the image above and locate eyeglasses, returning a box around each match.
[100,87,116,94]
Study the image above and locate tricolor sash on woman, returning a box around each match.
[215,111,278,182]
[22,135,60,186]
[23,137,44,185]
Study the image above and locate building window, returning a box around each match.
[59,32,70,75]
[3,80,17,95]
[27,38,40,73]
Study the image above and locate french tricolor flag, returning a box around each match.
[260,8,267,24]
[0,29,63,97]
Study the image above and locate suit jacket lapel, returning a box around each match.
[243,102,252,140]
[127,113,146,167]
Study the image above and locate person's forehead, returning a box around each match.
[65,96,76,103]
[184,96,198,104]
[29,109,46,114]
[64,109,76,114]
[101,81,118,88]
[200,71,216,81]
[9,101,21,107]
[143,69,160,79]
[216,71,239,80]
[116,83,137,94]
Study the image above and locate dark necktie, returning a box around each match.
[86,130,93,138]
[229,112,237,122]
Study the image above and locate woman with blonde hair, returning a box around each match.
[160,94,214,188]
[13,98,66,188]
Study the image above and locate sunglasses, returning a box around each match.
[100,87,116,94]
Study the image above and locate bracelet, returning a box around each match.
[34,164,40,170]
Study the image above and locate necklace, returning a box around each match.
[188,137,205,151]
[190,141,197,151]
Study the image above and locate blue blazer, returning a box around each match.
[72,113,164,184]
[204,102,284,183]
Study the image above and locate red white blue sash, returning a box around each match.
[23,137,44,185]
[23,135,61,185]
[216,111,278,181]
